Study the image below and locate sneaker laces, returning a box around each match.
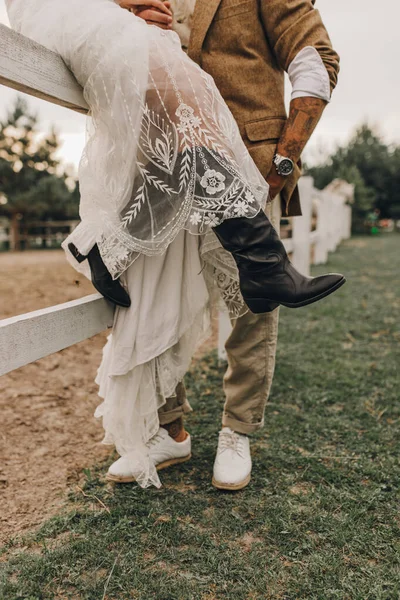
[148,431,165,447]
[219,430,246,458]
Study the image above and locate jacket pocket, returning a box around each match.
[245,117,286,143]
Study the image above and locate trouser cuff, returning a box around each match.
[158,400,193,426]
[222,413,264,435]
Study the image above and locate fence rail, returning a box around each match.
[0,219,79,251]
[0,22,353,376]
[0,24,88,113]
[0,295,114,377]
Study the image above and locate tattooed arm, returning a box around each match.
[259,0,339,201]
[266,96,327,200]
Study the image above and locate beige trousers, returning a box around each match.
[158,197,281,435]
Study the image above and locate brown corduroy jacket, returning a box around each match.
[187,0,340,216]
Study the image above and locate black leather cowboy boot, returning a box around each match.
[68,243,131,308]
[212,210,345,314]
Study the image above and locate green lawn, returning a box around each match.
[1,234,399,600]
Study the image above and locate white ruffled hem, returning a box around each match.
[94,304,211,488]
[90,228,212,489]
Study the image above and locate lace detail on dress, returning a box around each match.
[6,0,269,283]
[94,31,267,280]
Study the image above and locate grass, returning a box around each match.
[1,234,399,600]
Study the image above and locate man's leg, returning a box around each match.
[222,197,281,434]
[222,308,279,434]
[213,304,279,489]
[212,198,281,489]
[158,381,192,441]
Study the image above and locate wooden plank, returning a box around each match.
[0,294,114,376]
[0,24,88,114]
[291,177,313,276]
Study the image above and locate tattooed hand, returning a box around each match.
[267,96,327,200]
[266,169,287,201]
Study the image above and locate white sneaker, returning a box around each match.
[212,427,252,490]
[106,427,192,483]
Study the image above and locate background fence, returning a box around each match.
[0,219,79,251]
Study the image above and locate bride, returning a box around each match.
[5,0,345,488]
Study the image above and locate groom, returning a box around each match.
[107,0,340,489]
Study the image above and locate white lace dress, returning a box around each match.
[6,0,270,487]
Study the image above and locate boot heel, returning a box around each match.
[68,242,87,264]
[245,298,280,314]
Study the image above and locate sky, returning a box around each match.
[0,0,399,174]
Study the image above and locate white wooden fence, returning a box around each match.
[0,23,353,376]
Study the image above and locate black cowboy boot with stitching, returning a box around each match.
[213,209,345,314]
[68,242,131,308]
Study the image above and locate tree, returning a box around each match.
[305,123,400,232]
[0,96,79,249]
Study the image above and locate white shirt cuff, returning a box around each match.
[288,46,331,103]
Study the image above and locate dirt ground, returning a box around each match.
[0,250,216,545]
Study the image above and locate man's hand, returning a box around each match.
[267,96,328,200]
[266,169,286,201]
[119,0,173,30]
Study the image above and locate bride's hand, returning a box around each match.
[119,0,173,30]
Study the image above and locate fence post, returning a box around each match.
[323,179,355,252]
[313,192,326,265]
[344,205,352,240]
[317,190,331,265]
[291,176,313,276]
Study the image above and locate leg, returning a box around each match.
[158,382,192,441]
[212,198,281,490]
[222,308,279,434]
[107,381,193,483]
[222,197,281,434]
[213,196,345,312]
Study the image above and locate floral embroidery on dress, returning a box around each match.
[213,265,246,318]
[245,190,255,203]
[233,200,250,217]
[175,104,194,122]
[175,104,201,129]
[189,212,202,226]
[119,93,266,240]
[200,169,226,195]
[204,213,221,227]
